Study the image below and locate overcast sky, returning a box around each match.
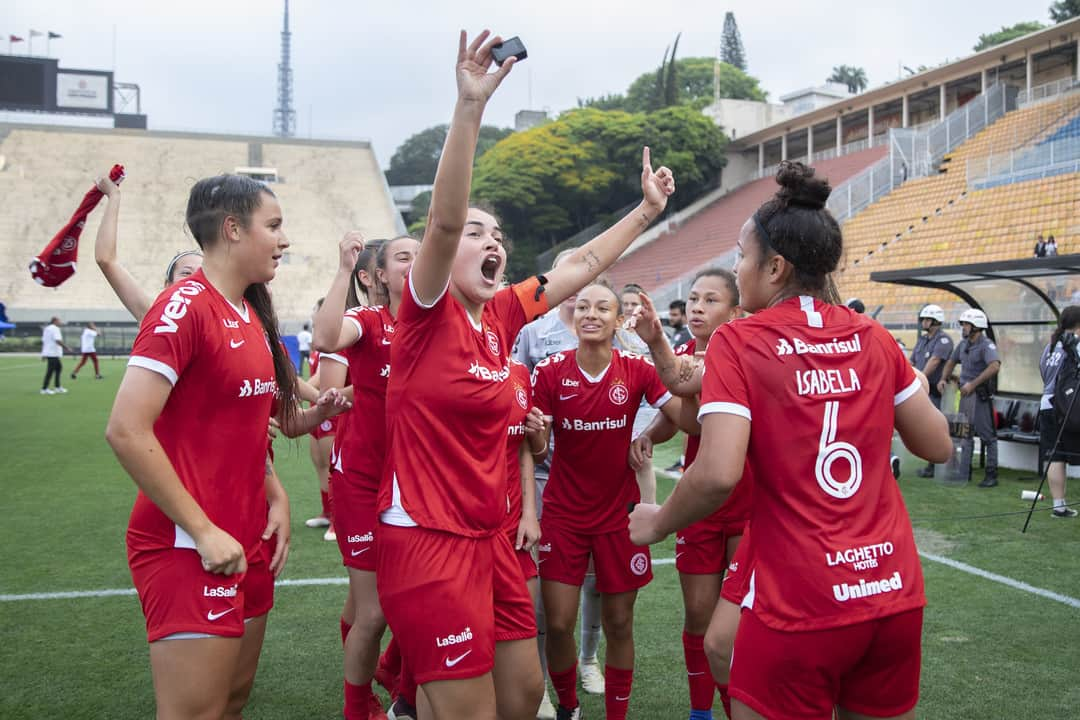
[1,1,1042,168]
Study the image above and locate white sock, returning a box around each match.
[1054,498,1066,509]
[579,574,602,663]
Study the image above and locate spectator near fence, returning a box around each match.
[40,317,69,395]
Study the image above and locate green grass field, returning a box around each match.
[2,355,1078,719]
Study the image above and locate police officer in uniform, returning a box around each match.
[938,309,1001,487]
[911,304,954,477]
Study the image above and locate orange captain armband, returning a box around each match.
[513,275,551,323]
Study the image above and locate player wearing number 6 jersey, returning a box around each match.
[630,162,951,720]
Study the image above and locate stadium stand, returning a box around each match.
[0,124,403,325]
[837,91,1080,314]
[605,146,887,294]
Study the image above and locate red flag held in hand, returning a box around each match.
[29,164,125,288]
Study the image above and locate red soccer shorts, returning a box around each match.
[675,513,745,575]
[376,524,536,685]
[311,415,339,440]
[729,607,923,720]
[129,544,274,643]
[332,470,380,571]
[538,518,652,594]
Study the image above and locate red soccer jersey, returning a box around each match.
[126,269,275,554]
[380,276,548,537]
[677,339,752,525]
[340,305,395,485]
[699,296,924,631]
[532,348,671,534]
[310,349,321,376]
[503,360,532,533]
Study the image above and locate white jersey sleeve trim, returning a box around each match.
[408,271,449,310]
[697,401,751,422]
[650,391,673,409]
[344,315,364,338]
[128,356,179,386]
[321,352,349,367]
[894,378,922,406]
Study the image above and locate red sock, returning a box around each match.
[717,683,732,719]
[549,662,578,710]
[344,680,374,720]
[605,665,634,720]
[683,631,715,710]
[340,617,352,646]
[321,489,332,519]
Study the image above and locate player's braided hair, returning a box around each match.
[185,175,298,424]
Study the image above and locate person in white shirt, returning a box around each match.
[71,322,103,380]
[41,317,69,395]
[297,322,314,377]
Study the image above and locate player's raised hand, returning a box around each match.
[337,231,364,274]
[456,30,516,105]
[625,292,665,346]
[641,147,676,216]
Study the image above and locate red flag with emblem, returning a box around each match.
[29,164,125,288]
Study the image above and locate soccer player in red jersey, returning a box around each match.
[313,232,420,720]
[506,358,546,588]
[629,162,952,720]
[106,175,346,719]
[374,30,674,720]
[532,282,689,720]
[628,270,743,720]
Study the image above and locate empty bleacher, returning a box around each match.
[606,146,888,292]
[0,124,402,325]
[837,92,1080,312]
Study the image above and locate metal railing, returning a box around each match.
[923,83,1014,165]
[1018,77,1080,107]
[967,135,1080,188]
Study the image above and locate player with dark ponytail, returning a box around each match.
[630,162,951,720]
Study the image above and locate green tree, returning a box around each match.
[828,65,869,94]
[973,21,1045,51]
[720,12,747,71]
[577,93,627,111]
[713,61,767,102]
[623,57,764,112]
[385,124,511,185]
[1049,0,1080,23]
[472,105,728,277]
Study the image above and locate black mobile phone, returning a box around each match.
[491,36,527,66]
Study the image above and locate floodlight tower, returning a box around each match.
[272,0,296,137]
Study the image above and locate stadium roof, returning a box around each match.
[731,17,1080,150]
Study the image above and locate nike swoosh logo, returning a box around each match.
[350,548,370,557]
[381,338,392,345]
[445,650,472,667]
[675,552,684,559]
[688,671,706,676]
[615,695,631,701]
[207,608,236,621]
[230,339,245,348]
[559,394,578,401]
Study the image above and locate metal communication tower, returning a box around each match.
[272,0,296,137]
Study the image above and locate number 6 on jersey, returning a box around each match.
[815,400,863,499]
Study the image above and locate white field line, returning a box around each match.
[2,554,1077,609]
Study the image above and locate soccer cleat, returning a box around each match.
[55,387,68,393]
[978,473,998,488]
[555,705,582,720]
[1052,506,1078,518]
[916,465,935,478]
[387,697,417,720]
[890,455,901,479]
[95,374,104,380]
[305,514,331,528]
[664,461,683,473]
[69,372,77,379]
[579,659,605,695]
[324,525,337,542]
[536,690,557,720]
[41,389,54,395]
[367,693,389,720]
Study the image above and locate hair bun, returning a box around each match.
[775,161,831,210]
